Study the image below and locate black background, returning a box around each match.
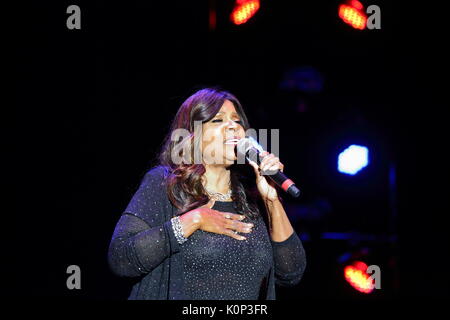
[10,0,449,301]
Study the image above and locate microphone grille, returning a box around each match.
[236,137,263,157]
[236,138,250,157]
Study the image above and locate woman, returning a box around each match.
[107,88,306,300]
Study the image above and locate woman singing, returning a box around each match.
[107,88,306,300]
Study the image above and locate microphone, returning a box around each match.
[235,137,301,198]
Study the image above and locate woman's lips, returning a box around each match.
[224,138,241,145]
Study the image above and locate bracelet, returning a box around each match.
[171,216,188,244]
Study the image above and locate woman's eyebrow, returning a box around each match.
[215,111,239,116]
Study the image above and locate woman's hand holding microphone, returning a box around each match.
[179,199,253,240]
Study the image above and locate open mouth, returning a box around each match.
[224,138,241,145]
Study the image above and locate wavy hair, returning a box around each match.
[158,87,260,219]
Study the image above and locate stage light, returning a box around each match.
[339,0,367,30]
[338,144,369,175]
[231,0,260,25]
[344,260,375,293]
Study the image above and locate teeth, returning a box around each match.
[224,139,239,144]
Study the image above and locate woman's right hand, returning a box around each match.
[183,199,254,240]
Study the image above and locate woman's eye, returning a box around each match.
[211,119,242,124]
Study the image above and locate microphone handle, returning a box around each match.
[245,150,301,198]
[267,169,301,198]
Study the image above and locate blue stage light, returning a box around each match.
[338,144,369,175]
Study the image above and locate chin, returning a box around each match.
[225,151,237,163]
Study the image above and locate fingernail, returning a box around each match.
[247,223,254,227]
[240,215,245,220]
[240,236,246,240]
[244,228,250,232]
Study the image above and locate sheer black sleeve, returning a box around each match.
[271,231,307,287]
[107,167,181,278]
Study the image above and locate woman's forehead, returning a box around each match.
[217,100,238,114]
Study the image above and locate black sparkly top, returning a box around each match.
[108,166,307,300]
[182,200,273,299]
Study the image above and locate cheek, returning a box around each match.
[202,127,222,147]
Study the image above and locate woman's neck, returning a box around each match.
[202,165,231,194]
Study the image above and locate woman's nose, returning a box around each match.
[225,120,237,130]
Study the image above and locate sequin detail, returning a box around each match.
[181,201,273,300]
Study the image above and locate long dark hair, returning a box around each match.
[158,87,260,219]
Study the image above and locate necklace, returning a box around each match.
[205,187,232,201]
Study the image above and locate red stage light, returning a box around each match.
[231,0,260,25]
[344,260,375,293]
[339,0,367,30]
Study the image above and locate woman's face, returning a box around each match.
[201,99,246,166]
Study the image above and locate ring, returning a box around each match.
[225,214,231,219]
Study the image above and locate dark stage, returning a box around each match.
[10,0,449,307]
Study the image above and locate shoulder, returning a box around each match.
[131,165,171,198]
[142,165,170,186]
[123,165,173,225]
